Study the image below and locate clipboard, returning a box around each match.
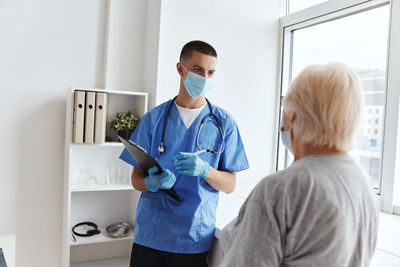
[118,135,180,202]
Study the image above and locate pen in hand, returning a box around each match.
[192,150,207,155]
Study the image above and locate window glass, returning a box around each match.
[280,5,390,191]
[395,110,400,206]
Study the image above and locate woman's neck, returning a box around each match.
[293,141,346,161]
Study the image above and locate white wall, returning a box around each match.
[0,0,146,266]
[142,0,162,108]
[0,0,283,266]
[0,1,105,266]
[105,0,147,92]
[156,0,285,187]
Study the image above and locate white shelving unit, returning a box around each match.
[71,142,124,148]
[70,257,130,267]
[63,88,148,267]
[71,184,134,193]
[71,227,134,246]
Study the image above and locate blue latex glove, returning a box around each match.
[144,166,176,192]
[173,152,210,178]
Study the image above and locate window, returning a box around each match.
[280,5,390,190]
[289,0,328,14]
[278,0,400,213]
[395,110,400,208]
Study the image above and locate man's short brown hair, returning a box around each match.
[179,40,217,62]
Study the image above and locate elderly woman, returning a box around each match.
[219,63,379,267]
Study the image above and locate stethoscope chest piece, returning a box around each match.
[158,142,165,154]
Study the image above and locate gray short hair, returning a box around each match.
[283,63,363,151]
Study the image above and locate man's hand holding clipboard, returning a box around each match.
[118,135,181,202]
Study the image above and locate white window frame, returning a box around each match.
[276,0,400,213]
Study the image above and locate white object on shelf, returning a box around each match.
[72,91,85,143]
[70,256,130,267]
[71,228,134,246]
[107,158,132,185]
[84,91,96,144]
[94,92,108,144]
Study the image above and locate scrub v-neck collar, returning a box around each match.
[170,99,210,131]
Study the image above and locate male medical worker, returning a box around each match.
[120,40,249,267]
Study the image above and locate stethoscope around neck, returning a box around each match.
[158,96,225,155]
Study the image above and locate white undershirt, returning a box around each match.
[175,101,207,129]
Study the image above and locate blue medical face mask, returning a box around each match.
[182,65,213,98]
[280,116,293,154]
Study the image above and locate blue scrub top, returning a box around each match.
[120,99,249,253]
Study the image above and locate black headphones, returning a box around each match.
[72,222,101,241]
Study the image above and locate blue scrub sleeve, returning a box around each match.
[119,113,152,169]
[219,121,249,172]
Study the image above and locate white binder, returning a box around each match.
[94,92,108,144]
[84,91,96,144]
[72,91,85,143]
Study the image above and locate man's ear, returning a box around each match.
[176,62,184,76]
